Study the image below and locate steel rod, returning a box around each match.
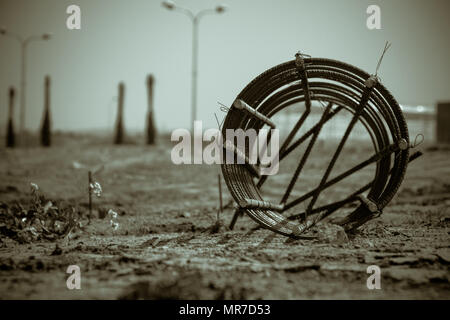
[303,84,374,214]
[283,140,397,212]
[233,99,276,128]
[238,198,285,211]
[280,103,333,204]
[257,105,343,189]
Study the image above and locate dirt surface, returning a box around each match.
[0,134,449,299]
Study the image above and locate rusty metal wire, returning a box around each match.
[221,55,412,238]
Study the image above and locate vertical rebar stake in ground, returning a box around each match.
[88,170,93,223]
[218,173,223,221]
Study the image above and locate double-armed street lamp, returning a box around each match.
[0,27,52,146]
[161,1,227,132]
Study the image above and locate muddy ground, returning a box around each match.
[0,133,449,299]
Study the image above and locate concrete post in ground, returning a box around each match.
[114,82,125,145]
[146,74,156,145]
[40,75,51,147]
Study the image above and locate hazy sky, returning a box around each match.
[0,0,449,132]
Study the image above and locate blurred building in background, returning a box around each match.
[275,104,436,144]
[436,102,450,144]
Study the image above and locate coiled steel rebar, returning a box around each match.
[221,55,410,238]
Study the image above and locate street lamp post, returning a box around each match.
[162,1,227,132]
[0,28,51,146]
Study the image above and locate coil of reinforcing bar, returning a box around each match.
[221,50,422,238]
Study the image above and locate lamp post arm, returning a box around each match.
[195,9,217,21]
[2,31,23,44]
[173,6,195,21]
[23,35,45,47]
